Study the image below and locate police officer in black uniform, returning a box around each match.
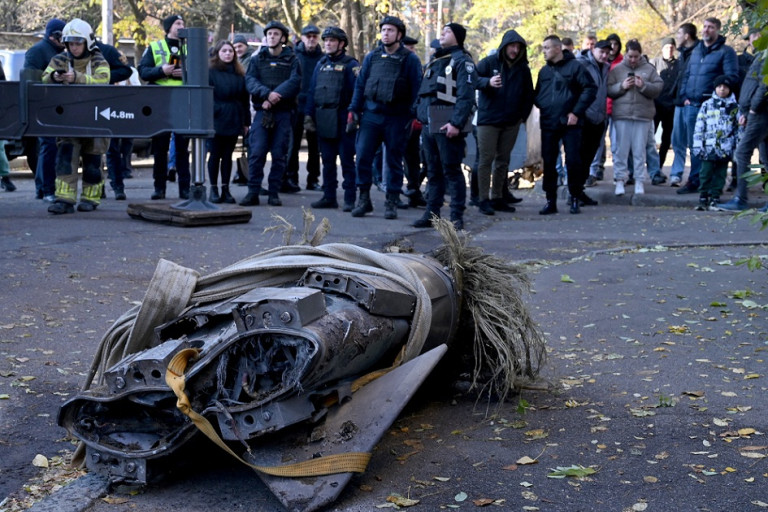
[347,16,422,219]
[240,21,301,207]
[304,27,360,211]
[413,23,476,230]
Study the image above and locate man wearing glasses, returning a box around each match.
[23,18,66,202]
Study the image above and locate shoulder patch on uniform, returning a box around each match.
[465,63,474,74]
[352,66,361,76]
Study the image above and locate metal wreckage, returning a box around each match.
[58,221,546,511]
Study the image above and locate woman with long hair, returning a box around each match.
[208,40,250,203]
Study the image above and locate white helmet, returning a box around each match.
[62,18,96,50]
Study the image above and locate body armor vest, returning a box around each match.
[257,52,293,90]
[314,55,353,108]
[363,46,409,104]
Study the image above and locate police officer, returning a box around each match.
[304,27,359,210]
[413,23,476,230]
[138,14,190,200]
[239,21,301,207]
[347,16,422,219]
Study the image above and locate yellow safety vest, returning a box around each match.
[150,40,185,86]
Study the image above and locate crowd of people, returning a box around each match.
[6,14,767,224]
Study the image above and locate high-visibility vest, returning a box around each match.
[149,40,184,86]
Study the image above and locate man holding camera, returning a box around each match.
[138,14,190,200]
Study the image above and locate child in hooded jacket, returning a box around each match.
[692,74,741,211]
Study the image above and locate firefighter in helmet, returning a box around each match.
[42,18,110,215]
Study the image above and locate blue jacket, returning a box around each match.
[245,45,301,112]
[23,37,63,72]
[305,51,359,139]
[680,36,738,107]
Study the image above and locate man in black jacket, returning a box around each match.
[534,35,597,215]
[239,21,301,207]
[413,23,475,230]
[24,18,65,201]
[474,29,534,215]
[285,24,323,193]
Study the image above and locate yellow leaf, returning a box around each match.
[473,498,495,506]
[643,476,658,483]
[19,376,36,382]
[725,467,737,472]
[31,454,48,468]
[102,496,130,504]
[739,428,756,436]
[745,374,760,380]
[516,456,538,465]
[386,495,420,507]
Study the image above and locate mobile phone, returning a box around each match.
[169,55,180,67]
[627,72,635,77]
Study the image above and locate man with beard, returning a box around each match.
[474,29,534,215]
[675,17,738,194]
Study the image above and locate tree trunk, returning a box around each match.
[214,0,236,43]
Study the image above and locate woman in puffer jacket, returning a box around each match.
[607,39,663,196]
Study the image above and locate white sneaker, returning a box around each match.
[634,181,645,195]
[615,181,625,196]
[669,175,681,187]
[43,194,56,203]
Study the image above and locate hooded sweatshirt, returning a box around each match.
[475,30,534,126]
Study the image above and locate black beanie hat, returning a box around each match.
[445,23,466,47]
[713,74,732,89]
[163,15,182,34]
[606,33,622,48]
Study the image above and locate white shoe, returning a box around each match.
[43,194,56,203]
[615,181,625,196]
[669,175,681,186]
[634,181,645,195]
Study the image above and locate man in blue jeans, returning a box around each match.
[347,16,422,219]
[675,17,738,194]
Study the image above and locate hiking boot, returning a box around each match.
[311,196,339,209]
[384,193,398,219]
[351,191,373,217]
[585,175,598,187]
[151,189,165,200]
[114,190,127,201]
[451,217,464,230]
[179,188,190,200]
[281,180,301,194]
[342,201,355,212]
[695,196,709,211]
[239,192,260,206]
[48,201,75,215]
[478,199,495,215]
[413,214,434,228]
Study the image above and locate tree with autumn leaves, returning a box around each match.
[2,0,766,69]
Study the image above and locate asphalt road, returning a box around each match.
[1,163,767,512]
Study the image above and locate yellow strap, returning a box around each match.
[165,348,372,477]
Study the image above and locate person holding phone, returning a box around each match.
[607,39,663,196]
[138,14,190,200]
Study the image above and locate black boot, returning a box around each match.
[384,192,398,219]
[268,193,282,206]
[695,194,709,211]
[209,186,221,203]
[502,186,522,204]
[351,190,373,217]
[239,191,260,206]
[151,189,166,200]
[577,192,598,206]
[0,176,16,192]
[220,186,236,204]
[490,198,515,212]
[311,196,339,209]
[569,196,580,214]
[478,199,495,215]
[539,199,557,215]
[413,212,438,228]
